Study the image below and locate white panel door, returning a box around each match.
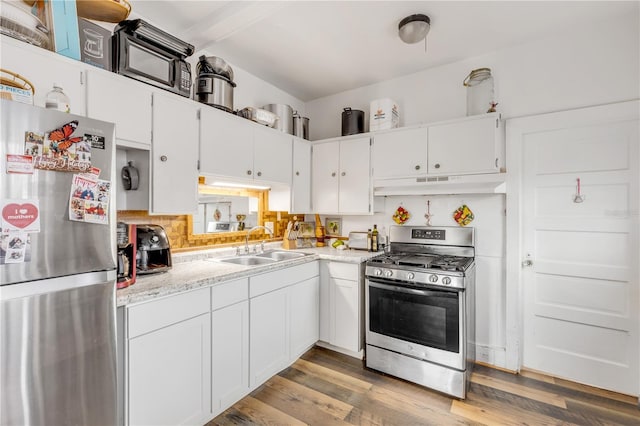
[253,127,292,184]
[521,112,639,395]
[312,141,340,213]
[428,114,500,175]
[212,300,249,417]
[292,139,312,212]
[339,137,371,214]
[330,277,360,353]
[151,93,199,214]
[249,287,289,388]
[1,38,87,115]
[372,128,427,178]
[200,107,253,179]
[86,69,153,147]
[290,277,320,359]
[128,314,211,426]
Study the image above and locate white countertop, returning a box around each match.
[117,243,380,307]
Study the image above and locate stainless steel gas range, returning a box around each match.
[365,225,476,399]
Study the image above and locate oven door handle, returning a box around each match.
[367,279,459,298]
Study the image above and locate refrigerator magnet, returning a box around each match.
[1,199,40,233]
[6,154,34,174]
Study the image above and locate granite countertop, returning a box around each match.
[117,243,380,307]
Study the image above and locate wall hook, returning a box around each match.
[573,177,585,203]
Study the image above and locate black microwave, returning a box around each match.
[112,20,194,98]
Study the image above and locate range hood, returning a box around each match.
[373,173,506,196]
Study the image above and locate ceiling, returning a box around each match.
[129,1,637,102]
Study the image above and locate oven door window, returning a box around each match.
[126,41,172,85]
[369,281,459,352]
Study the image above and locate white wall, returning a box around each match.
[305,13,639,140]
[306,12,639,368]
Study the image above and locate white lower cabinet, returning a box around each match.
[250,286,290,388]
[212,300,249,416]
[121,261,323,425]
[319,261,364,355]
[290,277,320,359]
[249,261,319,389]
[211,277,250,418]
[126,288,211,426]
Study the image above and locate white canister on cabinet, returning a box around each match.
[369,98,399,131]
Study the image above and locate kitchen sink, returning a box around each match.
[256,250,308,261]
[216,256,276,266]
[213,250,310,266]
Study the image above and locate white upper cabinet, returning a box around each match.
[291,138,312,213]
[200,107,292,185]
[253,126,292,184]
[339,137,371,213]
[1,37,86,115]
[312,141,340,212]
[372,127,427,179]
[427,113,502,175]
[150,92,199,214]
[86,70,153,148]
[200,106,253,179]
[312,136,372,215]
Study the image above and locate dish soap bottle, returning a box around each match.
[45,84,70,113]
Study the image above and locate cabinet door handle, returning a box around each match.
[331,172,336,177]
[257,171,262,177]
[341,171,346,177]
[295,171,300,176]
[160,155,167,162]
[415,165,421,170]
[434,163,441,169]
[247,170,252,175]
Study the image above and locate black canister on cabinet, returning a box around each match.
[341,107,365,136]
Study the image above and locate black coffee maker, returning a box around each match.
[136,225,172,275]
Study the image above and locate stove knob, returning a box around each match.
[407,272,415,280]
[442,277,452,286]
[374,269,382,276]
[429,274,438,283]
[384,270,393,278]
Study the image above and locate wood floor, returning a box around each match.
[207,346,640,426]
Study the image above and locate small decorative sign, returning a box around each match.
[1,199,40,233]
[32,121,92,172]
[6,154,34,174]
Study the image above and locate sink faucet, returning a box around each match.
[245,226,274,254]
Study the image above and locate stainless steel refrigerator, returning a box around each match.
[0,100,117,425]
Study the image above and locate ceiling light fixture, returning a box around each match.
[398,14,431,46]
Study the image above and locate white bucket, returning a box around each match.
[369,98,399,131]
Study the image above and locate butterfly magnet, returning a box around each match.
[33,120,92,172]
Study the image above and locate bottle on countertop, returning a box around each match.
[367,228,372,252]
[371,224,379,252]
[45,84,70,113]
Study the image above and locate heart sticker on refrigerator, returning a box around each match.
[2,202,40,232]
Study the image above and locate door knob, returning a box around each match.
[160,155,167,162]
[522,253,533,267]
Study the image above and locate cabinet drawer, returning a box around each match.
[128,288,210,338]
[250,261,319,298]
[212,278,249,311]
[327,262,359,281]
